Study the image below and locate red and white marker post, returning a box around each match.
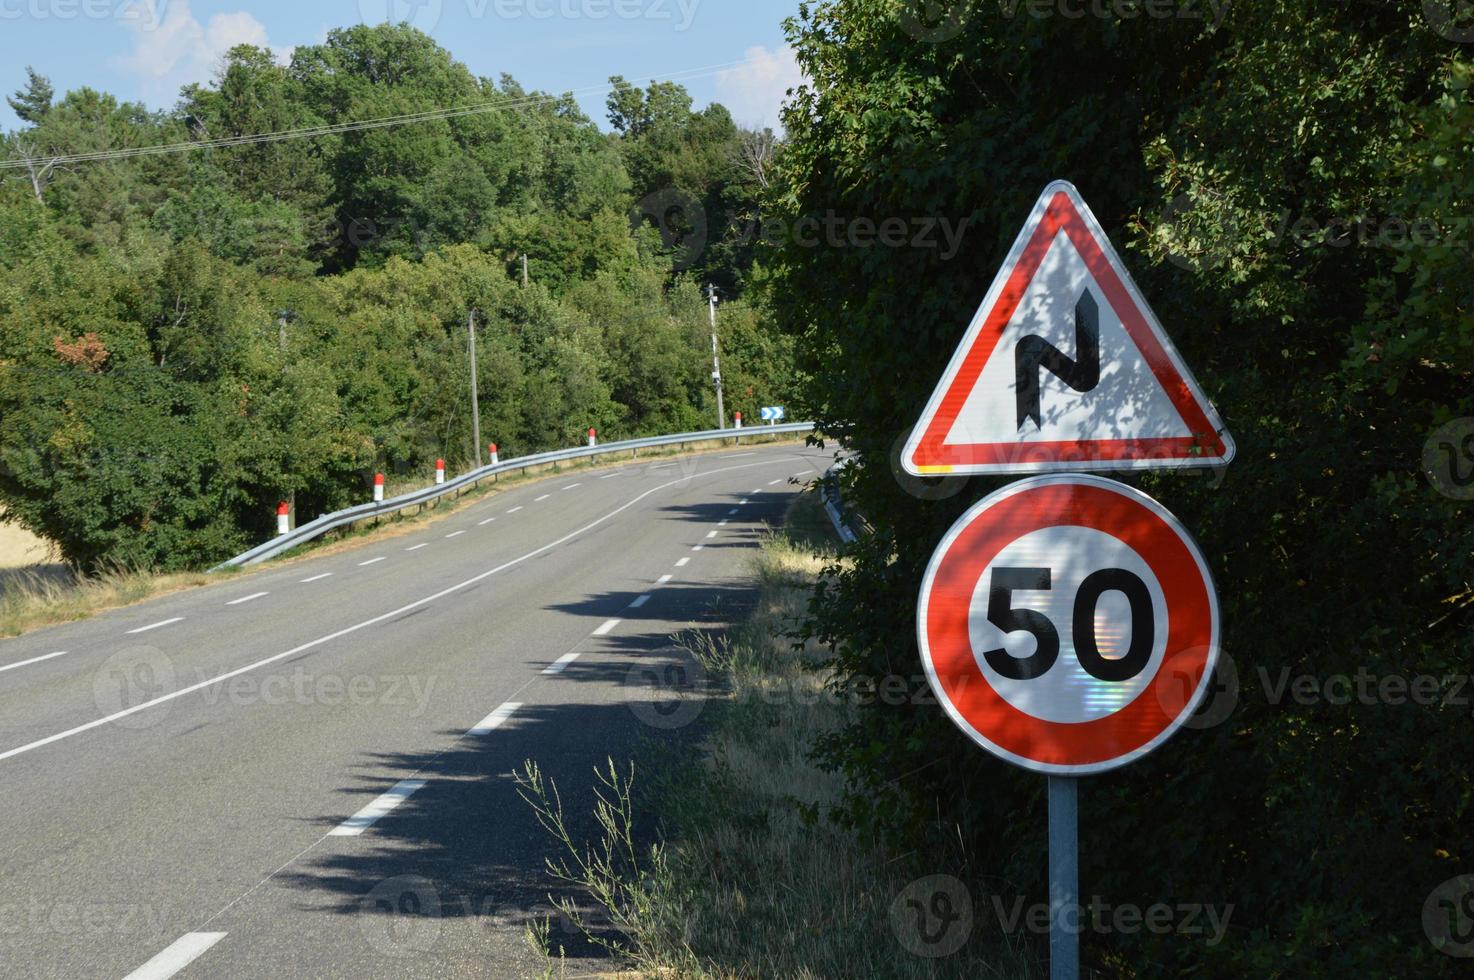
[734,412,743,429]
[489,443,499,466]
[435,459,446,485]
[276,502,290,537]
[588,428,598,448]
[373,473,385,503]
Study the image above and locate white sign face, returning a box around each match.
[902,181,1234,476]
[916,475,1222,775]
[761,407,786,421]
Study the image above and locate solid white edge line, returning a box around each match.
[300,573,333,584]
[226,593,269,606]
[593,619,621,636]
[329,779,428,837]
[126,618,183,635]
[629,595,651,609]
[469,702,522,735]
[0,457,797,765]
[122,932,227,980]
[358,557,387,566]
[543,652,581,675]
[0,650,69,674]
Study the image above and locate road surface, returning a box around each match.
[0,442,833,979]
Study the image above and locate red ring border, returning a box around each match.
[919,479,1216,770]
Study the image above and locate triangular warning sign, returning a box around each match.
[902,181,1235,476]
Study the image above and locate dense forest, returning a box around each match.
[0,24,795,570]
[773,0,1471,975]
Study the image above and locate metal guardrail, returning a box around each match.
[212,423,816,570]
[820,457,866,544]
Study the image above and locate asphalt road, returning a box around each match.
[0,442,835,979]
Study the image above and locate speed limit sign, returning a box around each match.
[917,474,1221,775]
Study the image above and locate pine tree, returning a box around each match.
[7,67,53,126]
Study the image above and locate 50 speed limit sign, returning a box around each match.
[917,474,1221,775]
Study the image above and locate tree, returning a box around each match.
[772,1,1471,975]
[7,67,53,125]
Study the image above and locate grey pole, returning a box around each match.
[707,285,725,430]
[1049,775,1080,980]
[468,311,483,468]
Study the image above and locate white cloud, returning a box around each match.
[715,45,804,133]
[113,0,286,99]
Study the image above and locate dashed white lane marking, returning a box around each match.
[593,619,621,636]
[739,499,750,505]
[0,651,68,674]
[329,779,428,837]
[469,702,522,735]
[691,545,704,553]
[507,506,524,514]
[650,463,678,470]
[629,595,651,609]
[445,531,465,539]
[656,575,673,585]
[535,494,552,503]
[300,573,333,584]
[563,483,582,490]
[0,458,789,766]
[676,558,691,567]
[752,487,765,494]
[706,531,719,539]
[769,479,784,486]
[405,544,429,552]
[543,653,581,675]
[358,557,387,567]
[599,473,620,479]
[719,520,729,527]
[479,517,497,526]
[728,508,740,516]
[126,618,184,635]
[722,452,757,459]
[226,593,269,606]
[122,932,227,980]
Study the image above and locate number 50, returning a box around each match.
[983,566,1155,683]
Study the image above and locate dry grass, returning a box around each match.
[0,561,229,639]
[523,492,1037,979]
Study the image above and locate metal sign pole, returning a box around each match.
[1049,775,1079,980]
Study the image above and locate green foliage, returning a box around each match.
[0,25,796,572]
[773,1,1471,975]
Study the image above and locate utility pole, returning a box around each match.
[707,284,725,430]
[468,310,484,468]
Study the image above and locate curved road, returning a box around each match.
[0,442,834,979]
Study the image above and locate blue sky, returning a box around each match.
[0,0,804,132]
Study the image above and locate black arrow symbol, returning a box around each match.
[1015,289,1102,430]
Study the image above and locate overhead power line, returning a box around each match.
[0,59,755,171]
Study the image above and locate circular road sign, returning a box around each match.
[917,475,1221,775]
